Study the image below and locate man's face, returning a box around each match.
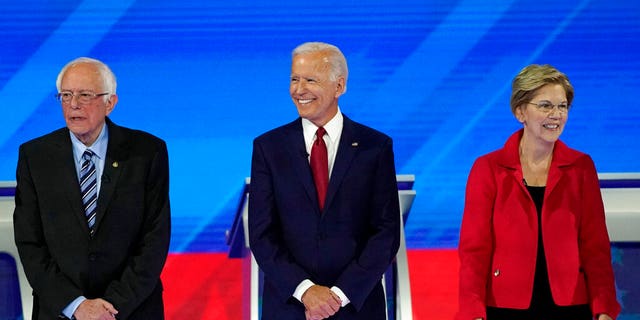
[289,51,345,127]
[59,63,116,146]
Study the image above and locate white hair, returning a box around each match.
[56,57,117,101]
[292,42,348,92]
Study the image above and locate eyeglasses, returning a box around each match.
[56,91,110,104]
[527,101,570,113]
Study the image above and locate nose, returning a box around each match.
[546,111,563,122]
[69,94,82,109]
[292,80,306,94]
[548,105,564,118]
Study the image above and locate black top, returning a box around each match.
[486,185,591,320]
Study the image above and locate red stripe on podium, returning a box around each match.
[161,249,459,319]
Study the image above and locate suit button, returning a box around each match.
[493,269,500,277]
[89,254,97,261]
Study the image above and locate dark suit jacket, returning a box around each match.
[249,115,401,320]
[457,129,620,320]
[13,118,171,319]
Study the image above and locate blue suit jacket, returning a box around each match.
[249,115,400,320]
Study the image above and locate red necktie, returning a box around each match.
[310,127,328,210]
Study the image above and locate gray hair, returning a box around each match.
[292,42,349,92]
[56,57,117,100]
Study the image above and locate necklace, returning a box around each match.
[519,142,552,186]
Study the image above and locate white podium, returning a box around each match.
[0,181,32,320]
[599,173,640,242]
[226,175,416,320]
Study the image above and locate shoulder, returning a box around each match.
[108,119,167,151]
[553,139,593,167]
[254,118,300,144]
[469,150,503,179]
[343,115,392,145]
[119,126,165,145]
[472,142,510,171]
[19,127,69,153]
[472,130,522,170]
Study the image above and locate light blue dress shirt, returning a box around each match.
[62,123,109,318]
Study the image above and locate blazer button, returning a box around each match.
[89,254,97,262]
[493,269,500,277]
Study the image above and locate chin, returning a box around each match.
[543,134,562,143]
[297,109,315,119]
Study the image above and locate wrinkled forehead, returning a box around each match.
[61,63,104,90]
[292,52,332,76]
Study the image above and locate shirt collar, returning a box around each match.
[302,108,343,143]
[70,123,109,164]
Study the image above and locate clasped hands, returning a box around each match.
[74,298,118,320]
[301,285,342,320]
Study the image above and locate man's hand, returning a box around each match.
[301,285,341,320]
[74,298,118,320]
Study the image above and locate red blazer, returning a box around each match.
[457,130,620,320]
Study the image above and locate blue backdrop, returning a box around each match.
[1,0,639,253]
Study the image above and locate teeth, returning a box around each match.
[298,99,313,104]
[544,124,559,129]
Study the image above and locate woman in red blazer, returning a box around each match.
[457,64,620,320]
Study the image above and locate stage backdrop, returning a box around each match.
[1,0,639,252]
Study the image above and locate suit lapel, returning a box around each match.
[545,140,575,199]
[49,130,93,235]
[93,118,127,234]
[283,119,320,211]
[324,116,358,212]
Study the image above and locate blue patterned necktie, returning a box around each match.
[80,149,98,236]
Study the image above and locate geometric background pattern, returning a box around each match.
[1,1,639,318]
[2,0,638,251]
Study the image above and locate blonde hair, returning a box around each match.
[510,64,573,115]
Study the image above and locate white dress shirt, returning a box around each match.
[294,109,350,307]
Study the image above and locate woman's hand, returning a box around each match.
[598,314,613,320]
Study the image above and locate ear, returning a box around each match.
[515,105,526,124]
[335,77,346,98]
[105,94,118,116]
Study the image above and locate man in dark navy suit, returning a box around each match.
[14,57,170,319]
[249,42,400,320]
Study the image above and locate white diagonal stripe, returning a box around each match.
[80,150,98,234]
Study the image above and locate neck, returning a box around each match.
[519,135,554,164]
[74,131,100,147]
[519,134,554,186]
[310,107,339,128]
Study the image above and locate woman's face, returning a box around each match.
[516,83,569,146]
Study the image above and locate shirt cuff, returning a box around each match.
[331,286,350,307]
[62,296,86,319]
[293,279,315,302]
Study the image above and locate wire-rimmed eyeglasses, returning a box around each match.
[527,101,570,113]
[56,91,110,104]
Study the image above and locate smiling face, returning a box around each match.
[289,51,345,127]
[60,62,117,146]
[515,83,568,146]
